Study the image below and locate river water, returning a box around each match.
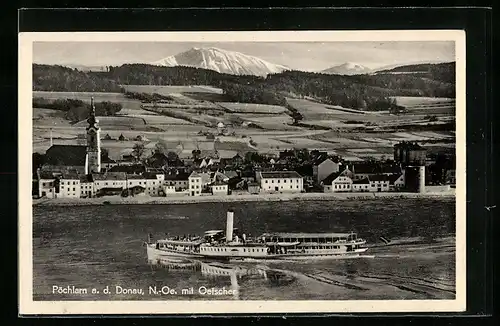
[33,199,456,301]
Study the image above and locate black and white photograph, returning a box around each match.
[19,30,466,314]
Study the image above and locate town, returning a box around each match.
[33,98,456,200]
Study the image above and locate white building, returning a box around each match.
[389,173,405,191]
[164,172,190,191]
[145,173,165,197]
[92,172,127,193]
[368,175,391,192]
[352,178,371,192]
[211,181,229,195]
[258,171,303,193]
[126,174,147,189]
[58,173,81,198]
[38,171,56,198]
[80,175,95,198]
[322,172,353,193]
[188,172,203,196]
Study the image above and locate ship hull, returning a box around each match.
[146,243,368,262]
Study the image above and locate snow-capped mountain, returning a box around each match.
[321,62,372,75]
[152,47,289,77]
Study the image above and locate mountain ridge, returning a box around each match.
[152,47,289,77]
[321,62,372,75]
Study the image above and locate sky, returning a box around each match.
[33,41,455,72]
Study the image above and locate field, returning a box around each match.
[121,85,223,95]
[217,102,287,114]
[392,96,456,115]
[32,88,456,162]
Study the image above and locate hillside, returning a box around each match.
[33,63,455,111]
[33,64,123,92]
[374,62,455,84]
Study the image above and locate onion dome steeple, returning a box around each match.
[86,97,99,130]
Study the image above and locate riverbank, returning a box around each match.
[33,190,455,207]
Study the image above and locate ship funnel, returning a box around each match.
[226,209,234,242]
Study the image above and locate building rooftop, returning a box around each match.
[44,145,87,167]
[59,171,80,180]
[368,174,392,182]
[352,178,370,184]
[164,172,190,181]
[388,174,404,184]
[259,171,302,179]
[38,170,56,179]
[126,174,145,180]
[322,172,344,184]
[294,165,313,177]
[211,181,228,186]
[92,172,127,181]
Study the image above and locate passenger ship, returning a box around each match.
[145,210,368,261]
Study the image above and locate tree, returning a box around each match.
[32,153,45,178]
[192,149,201,160]
[166,151,179,163]
[101,148,110,160]
[132,142,145,162]
[155,139,168,154]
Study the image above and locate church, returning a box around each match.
[40,97,103,175]
[37,98,107,198]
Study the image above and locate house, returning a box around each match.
[322,172,353,193]
[351,178,371,192]
[258,171,304,193]
[248,182,260,194]
[92,172,127,192]
[37,171,56,198]
[211,181,229,195]
[164,171,189,191]
[445,169,456,185]
[199,158,219,169]
[188,172,210,196]
[210,171,230,184]
[58,172,81,198]
[80,174,95,198]
[295,164,314,184]
[144,173,165,197]
[313,158,340,183]
[389,173,405,191]
[126,174,148,189]
[368,175,391,192]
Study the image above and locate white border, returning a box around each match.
[19,30,466,315]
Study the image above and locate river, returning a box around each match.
[33,198,456,301]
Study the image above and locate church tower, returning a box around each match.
[85,97,101,174]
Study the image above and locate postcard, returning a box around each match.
[19,30,466,315]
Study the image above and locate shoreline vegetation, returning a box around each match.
[33,190,455,207]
